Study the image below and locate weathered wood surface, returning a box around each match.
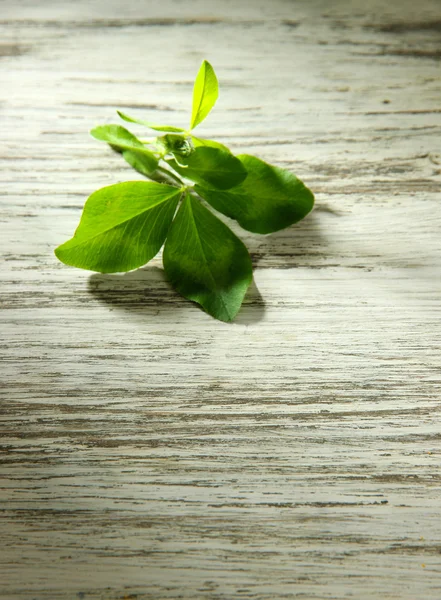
[1,0,441,598]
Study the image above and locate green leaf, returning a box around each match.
[91,124,158,173]
[55,182,181,273]
[195,155,314,234]
[163,194,252,322]
[166,146,247,190]
[121,149,158,177]
[117,110,185,133]
[190,60,219,130]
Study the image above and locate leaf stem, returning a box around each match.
[153,166,184,188]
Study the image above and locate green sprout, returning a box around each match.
[55,61,314,322]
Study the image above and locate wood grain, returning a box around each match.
[1,0,440,598]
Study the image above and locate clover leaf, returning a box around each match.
[55,61,315,321]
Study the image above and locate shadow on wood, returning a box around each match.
[88,265,266,324]
[86,208,331,323]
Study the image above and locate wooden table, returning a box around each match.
[1,1,440,598]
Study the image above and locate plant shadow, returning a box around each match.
[88,265,266,325]
[87,202,337,325]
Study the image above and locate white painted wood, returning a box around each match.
[1,1,440,598]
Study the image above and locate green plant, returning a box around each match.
[55,61,314,322]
